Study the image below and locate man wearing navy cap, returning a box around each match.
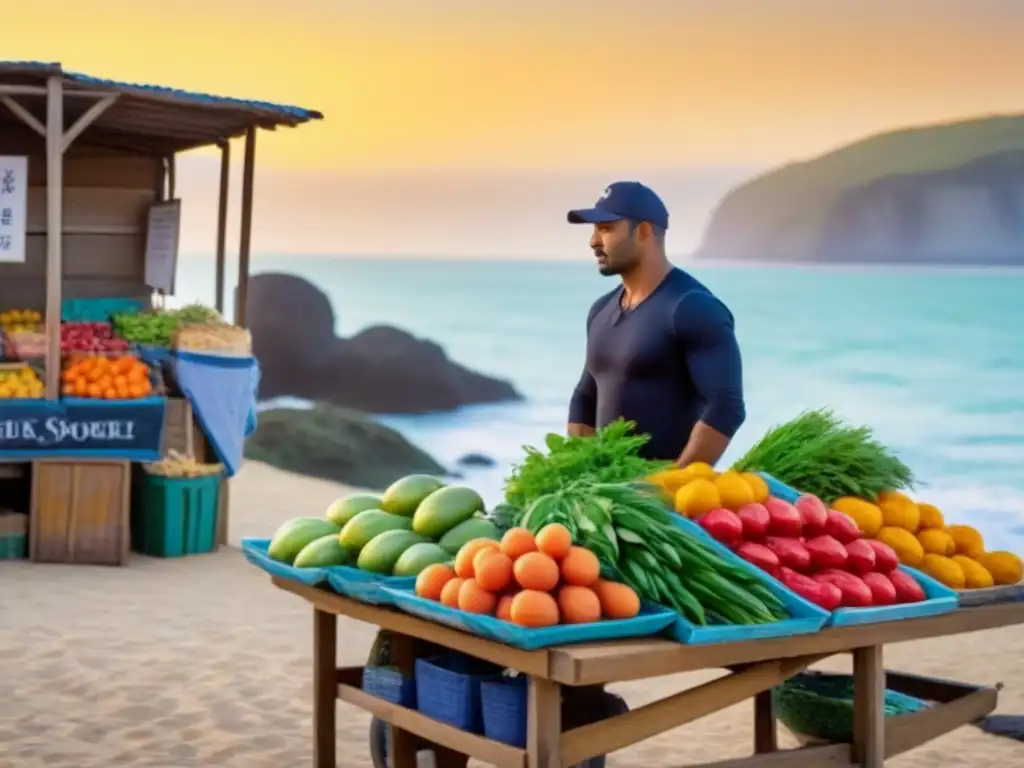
[566,181,746,466]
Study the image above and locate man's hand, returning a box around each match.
[568,423,595,437]
[675,420,730,467]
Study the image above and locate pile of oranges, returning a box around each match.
[61,356,153,400]
[414,523,641,627]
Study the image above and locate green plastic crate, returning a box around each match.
[0,533,27,560]
[132,473,221,557]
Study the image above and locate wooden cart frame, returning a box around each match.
[272,577,1024,768]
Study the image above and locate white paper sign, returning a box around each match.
[144,200,181,294]
[0,156,28,264]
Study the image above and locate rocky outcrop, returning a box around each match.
[697,115,1024,265]
[244,404,446,488]
[245,273,522,414]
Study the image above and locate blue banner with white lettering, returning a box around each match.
[0,397,165,460]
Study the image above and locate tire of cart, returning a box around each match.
[368,693,628,768]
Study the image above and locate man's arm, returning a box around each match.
[567,367,597,437]
[673,292,746,467]
[567,293,612,437]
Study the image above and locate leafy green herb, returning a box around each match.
[503,419,671,507]
[731,408,914,503]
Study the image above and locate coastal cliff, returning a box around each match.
[698,115,1024,265]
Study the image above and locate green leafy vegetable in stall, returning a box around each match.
[112,304,224,347]
[731,408,914,503]
[503,419,670,508]
[517,480,788,626]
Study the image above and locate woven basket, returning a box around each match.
[773,672,927,744]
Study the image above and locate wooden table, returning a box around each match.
[272,576,1024,768]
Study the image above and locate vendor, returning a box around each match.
[565,181,746,467]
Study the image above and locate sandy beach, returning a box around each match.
[2,461,1022,767]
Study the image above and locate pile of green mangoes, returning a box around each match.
[267,474,508,577]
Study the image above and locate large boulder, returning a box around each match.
[244,274,522,413]
[246,273,336,395]
[244,404,446,489]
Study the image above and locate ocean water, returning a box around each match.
[175,256,1024,551]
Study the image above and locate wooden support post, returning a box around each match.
[166,154,176,199]
[313,608,337,768]
[215,141,230,314]
[753,690,778,753]
[388,633,421,768]
[61,94,117,152]
[527,677,562,768]
[852,646,885,767]
[44,76,64,400]
[234,126,257,327]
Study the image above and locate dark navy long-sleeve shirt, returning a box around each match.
[568,267,746,461]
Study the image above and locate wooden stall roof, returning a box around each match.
[0,60,323,154]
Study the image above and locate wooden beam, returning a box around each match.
[44,76,64,400]
[547,602,1024,685]
[0,84,47,96]
[0,95,46,137]
[61,94,118,152]
[215,141,230,314]
[234,126,256,327]
[560,654,829,766]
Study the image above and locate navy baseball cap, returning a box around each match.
[567,181,669,230]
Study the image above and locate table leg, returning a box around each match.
[753,690,778,753]
[388,632,420,768]
[852,645,885,767]
[433,745,470,768]
[313,608,337,768]
[527,676,562,768]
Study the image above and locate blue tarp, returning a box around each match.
[172,351,259,477]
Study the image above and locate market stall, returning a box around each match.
[242,415,1024,767]
[0,61,322,565]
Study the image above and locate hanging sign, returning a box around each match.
[0,156,28,264]
[0,398,165,460]
[144,200,181,294]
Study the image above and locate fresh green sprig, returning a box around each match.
[502,419,670,508]
[731,408,914,503]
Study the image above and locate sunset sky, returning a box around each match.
[7,0,1024,257]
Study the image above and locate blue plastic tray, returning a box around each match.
[382,586,677,650]
[755,475,961,626]
[826,566,959,627]
[325,569,415,606]
[667,516,830,645]
[240,537,330,586]
[240,537,414,604]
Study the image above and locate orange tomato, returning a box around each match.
[560,547,601,587]
[499,527,538,560]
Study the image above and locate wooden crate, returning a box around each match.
[30,460,131,565]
